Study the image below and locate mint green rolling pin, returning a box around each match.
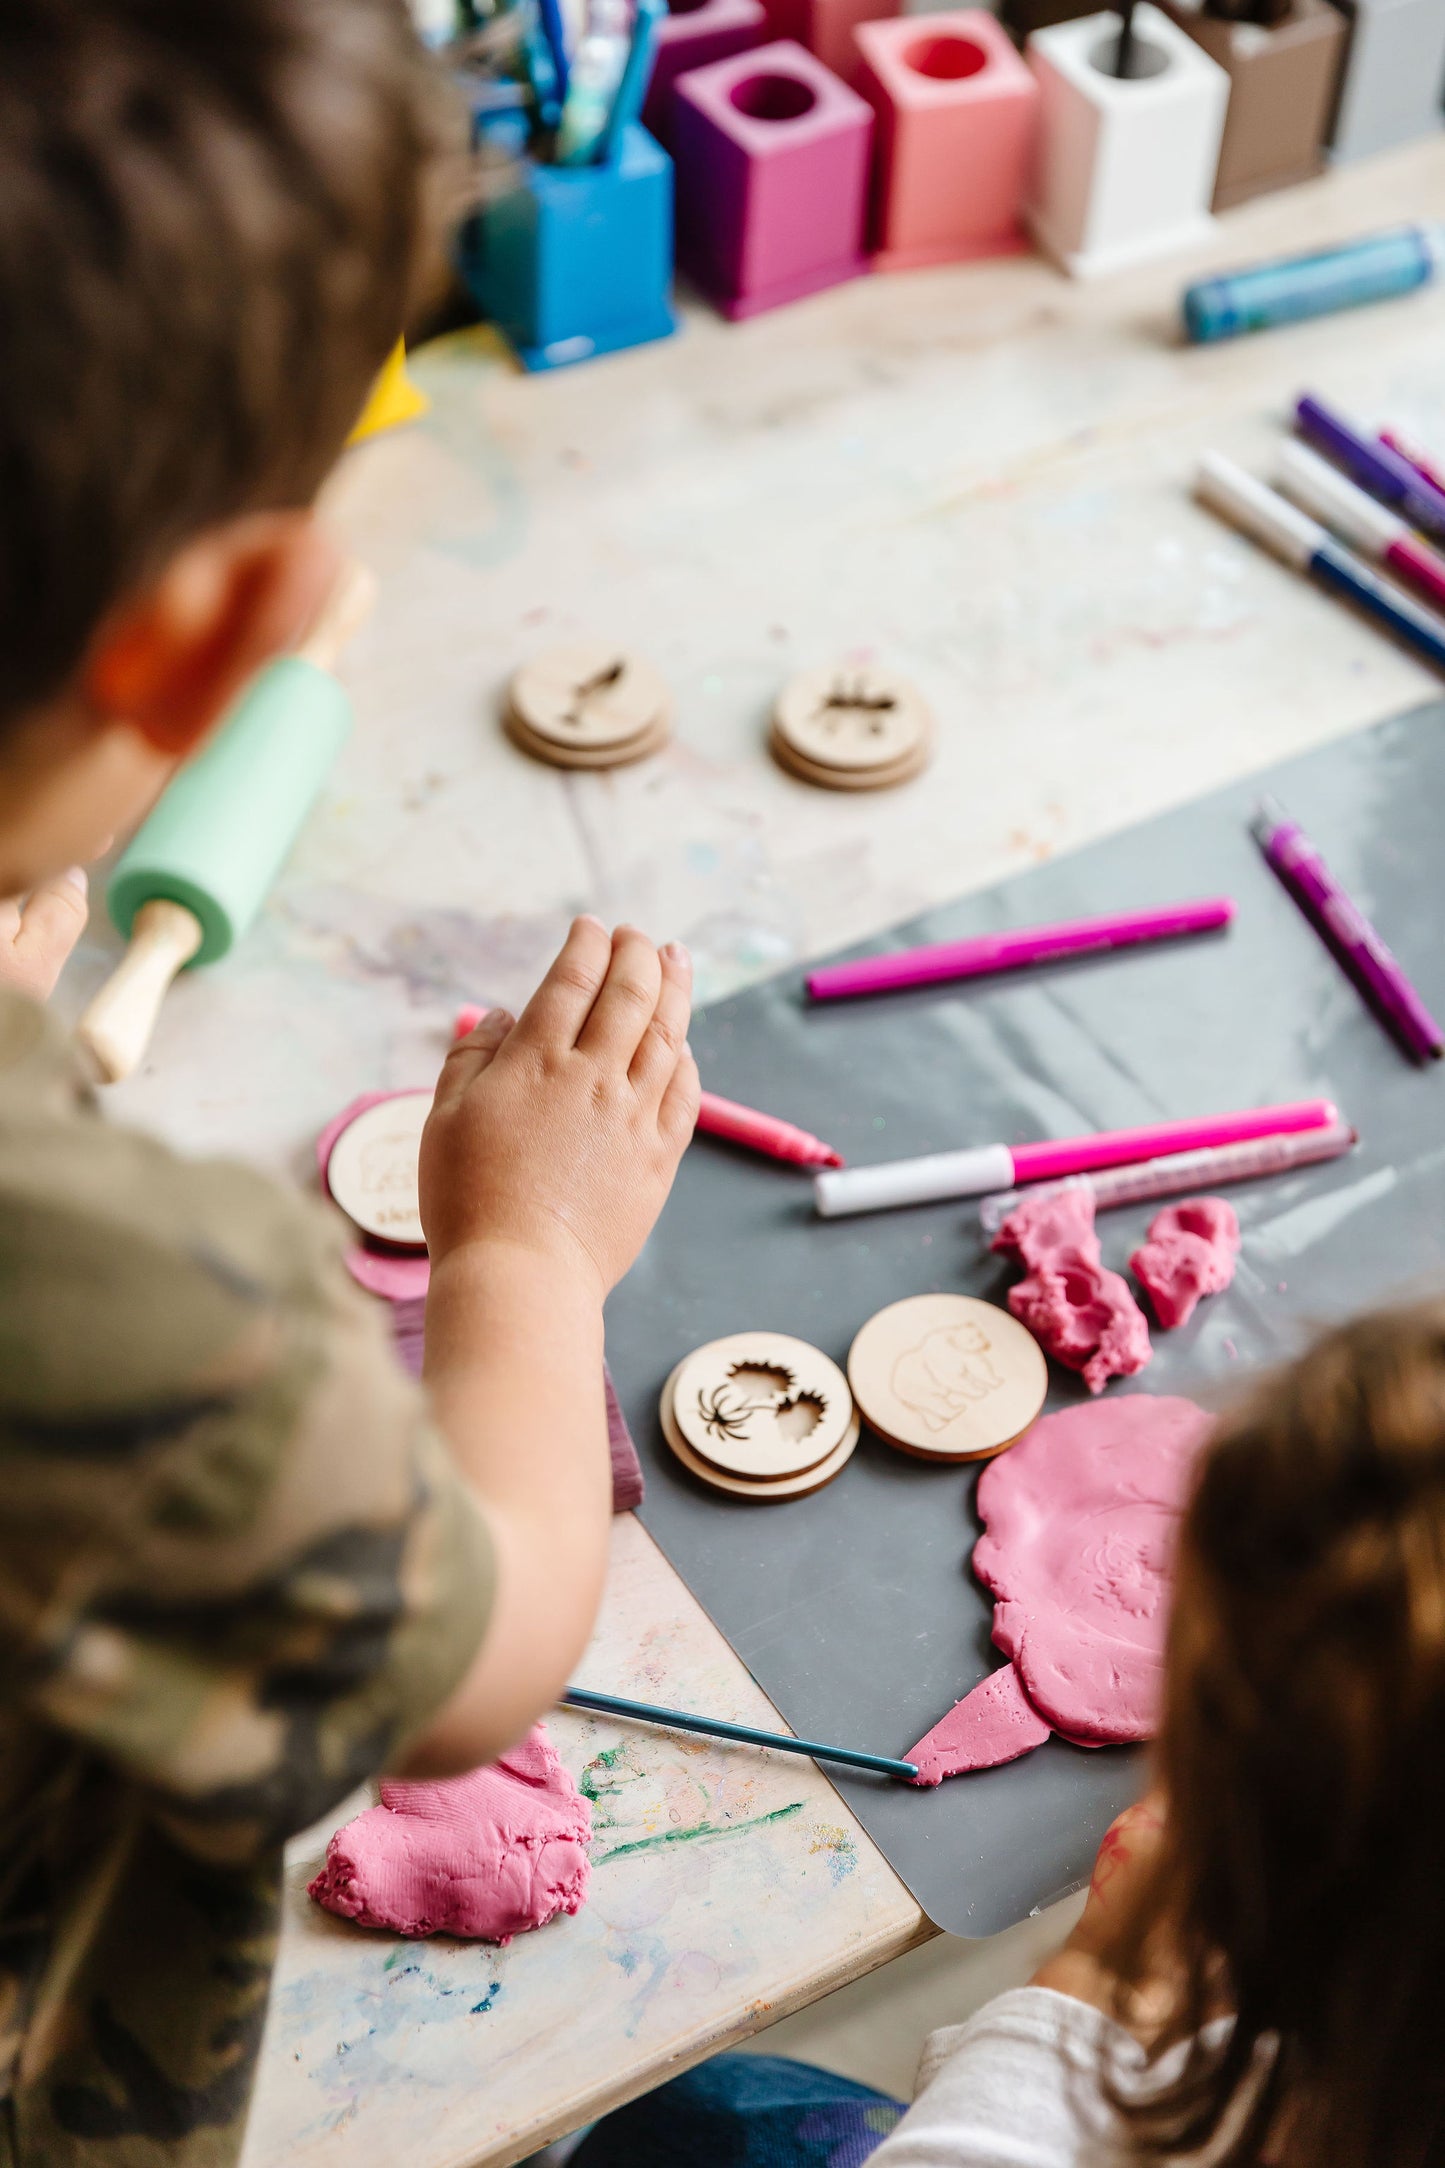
[77,563,375,1082]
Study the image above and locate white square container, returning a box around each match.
[1026,3,1229,278]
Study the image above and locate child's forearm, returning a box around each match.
[396,1238,613,1777]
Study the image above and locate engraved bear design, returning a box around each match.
[891,1321,1004,1433]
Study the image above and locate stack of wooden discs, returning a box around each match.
[659,1331,859,1499]
[505,641,672,769]
[847,1295,1047,1463]
[321,1089,432,1300]
[769,664,934,791]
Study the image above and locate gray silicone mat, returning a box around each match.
[604,700,1445,1938]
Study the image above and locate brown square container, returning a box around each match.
[1158,0,1348,207]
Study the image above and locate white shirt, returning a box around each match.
[867,1986,1151,2168]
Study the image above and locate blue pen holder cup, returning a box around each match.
[460,124,678,370]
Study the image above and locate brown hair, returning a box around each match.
[0,0,447,730]
[1105,1303,1445,2166]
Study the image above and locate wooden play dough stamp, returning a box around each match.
[659,1333,859,1498]
[848,1295,1047,1462]
[660,1365,860,1499]
[672,1332,853,1479]
[324,1090,431,1248]
[506,642,672,769]
[770,666,934,791]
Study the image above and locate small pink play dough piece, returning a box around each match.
[1131,1197,1240,1330]
[904,1395,1212,1779]
[345,1246,432,1300]
[993,1186,1151,1395]
[308,1725,590,1943]
[907,1659,1052,1787]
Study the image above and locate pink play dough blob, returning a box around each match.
[1131,1197,1240,1330]
[994,1185,1099,1271]
[308,1725,590,1943]
[345,1246,432,1300]
[993,1188,1152,1395]
[904,1395,1212,1781]
[907,1660,1052,1787]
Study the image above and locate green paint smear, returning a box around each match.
[594,1800,804,1863]
[579,1746,626,1804]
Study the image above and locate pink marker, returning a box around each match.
[694,1090,843,1169]
[1277,440,1445,618]
[813,1099,1338,1217]
[453,1005,841,1169]
[806,898,1234,1002]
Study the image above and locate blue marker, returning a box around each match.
[1183,225,1445,344]
[601,0,664,159]
[1196,452,1445,678]
[1296,393,1445,552]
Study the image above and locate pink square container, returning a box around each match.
[855,10,1039,269]
[644,0,770,148]
[672,40,874,318]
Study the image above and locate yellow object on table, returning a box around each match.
[348,340,429,444]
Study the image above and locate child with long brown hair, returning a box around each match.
[882,1297,1445,2167]
[579,1302,1445,2168]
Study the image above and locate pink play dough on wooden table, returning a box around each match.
[1131,1198,1240,1329]
[992,1186,1151,1395]
[906,1395,1212,1783]
[308,1725,590,1943]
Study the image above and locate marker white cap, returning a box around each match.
[1195,452,1322,572]
[1276,439,1403,557]
[815,1144,1015,1218]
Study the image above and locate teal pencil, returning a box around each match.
[561,1686,919,1780]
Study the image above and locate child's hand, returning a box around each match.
[0,869,90,1002]
[419,918,699,1297]
[1030,1795,1171,2028]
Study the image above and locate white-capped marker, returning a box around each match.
[1195,452,1445,676]
[1275,439,1445,620]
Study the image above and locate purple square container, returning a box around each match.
[672,39,874,318]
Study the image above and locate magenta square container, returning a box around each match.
[672,39,874,318]
[644,0,770,147]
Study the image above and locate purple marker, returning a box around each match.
[1251,795,1443,1062]
[1296,394,1445,549]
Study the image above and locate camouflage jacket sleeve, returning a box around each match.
[0,993,495,1865]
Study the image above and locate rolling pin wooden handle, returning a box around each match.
[76,899,204,1083]
[296,561,377,674]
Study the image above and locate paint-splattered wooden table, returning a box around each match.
[241,1516,925,2167]
[54,131,1445,2168]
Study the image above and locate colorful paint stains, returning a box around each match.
[807,1823,858,1888]
[581,1738,803,1864]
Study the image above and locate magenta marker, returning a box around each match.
[806,897,1234,1002]
[813,1099,1338,1217]
[1252,797,1442,1062]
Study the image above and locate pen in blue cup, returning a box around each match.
[601,0,664,160]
